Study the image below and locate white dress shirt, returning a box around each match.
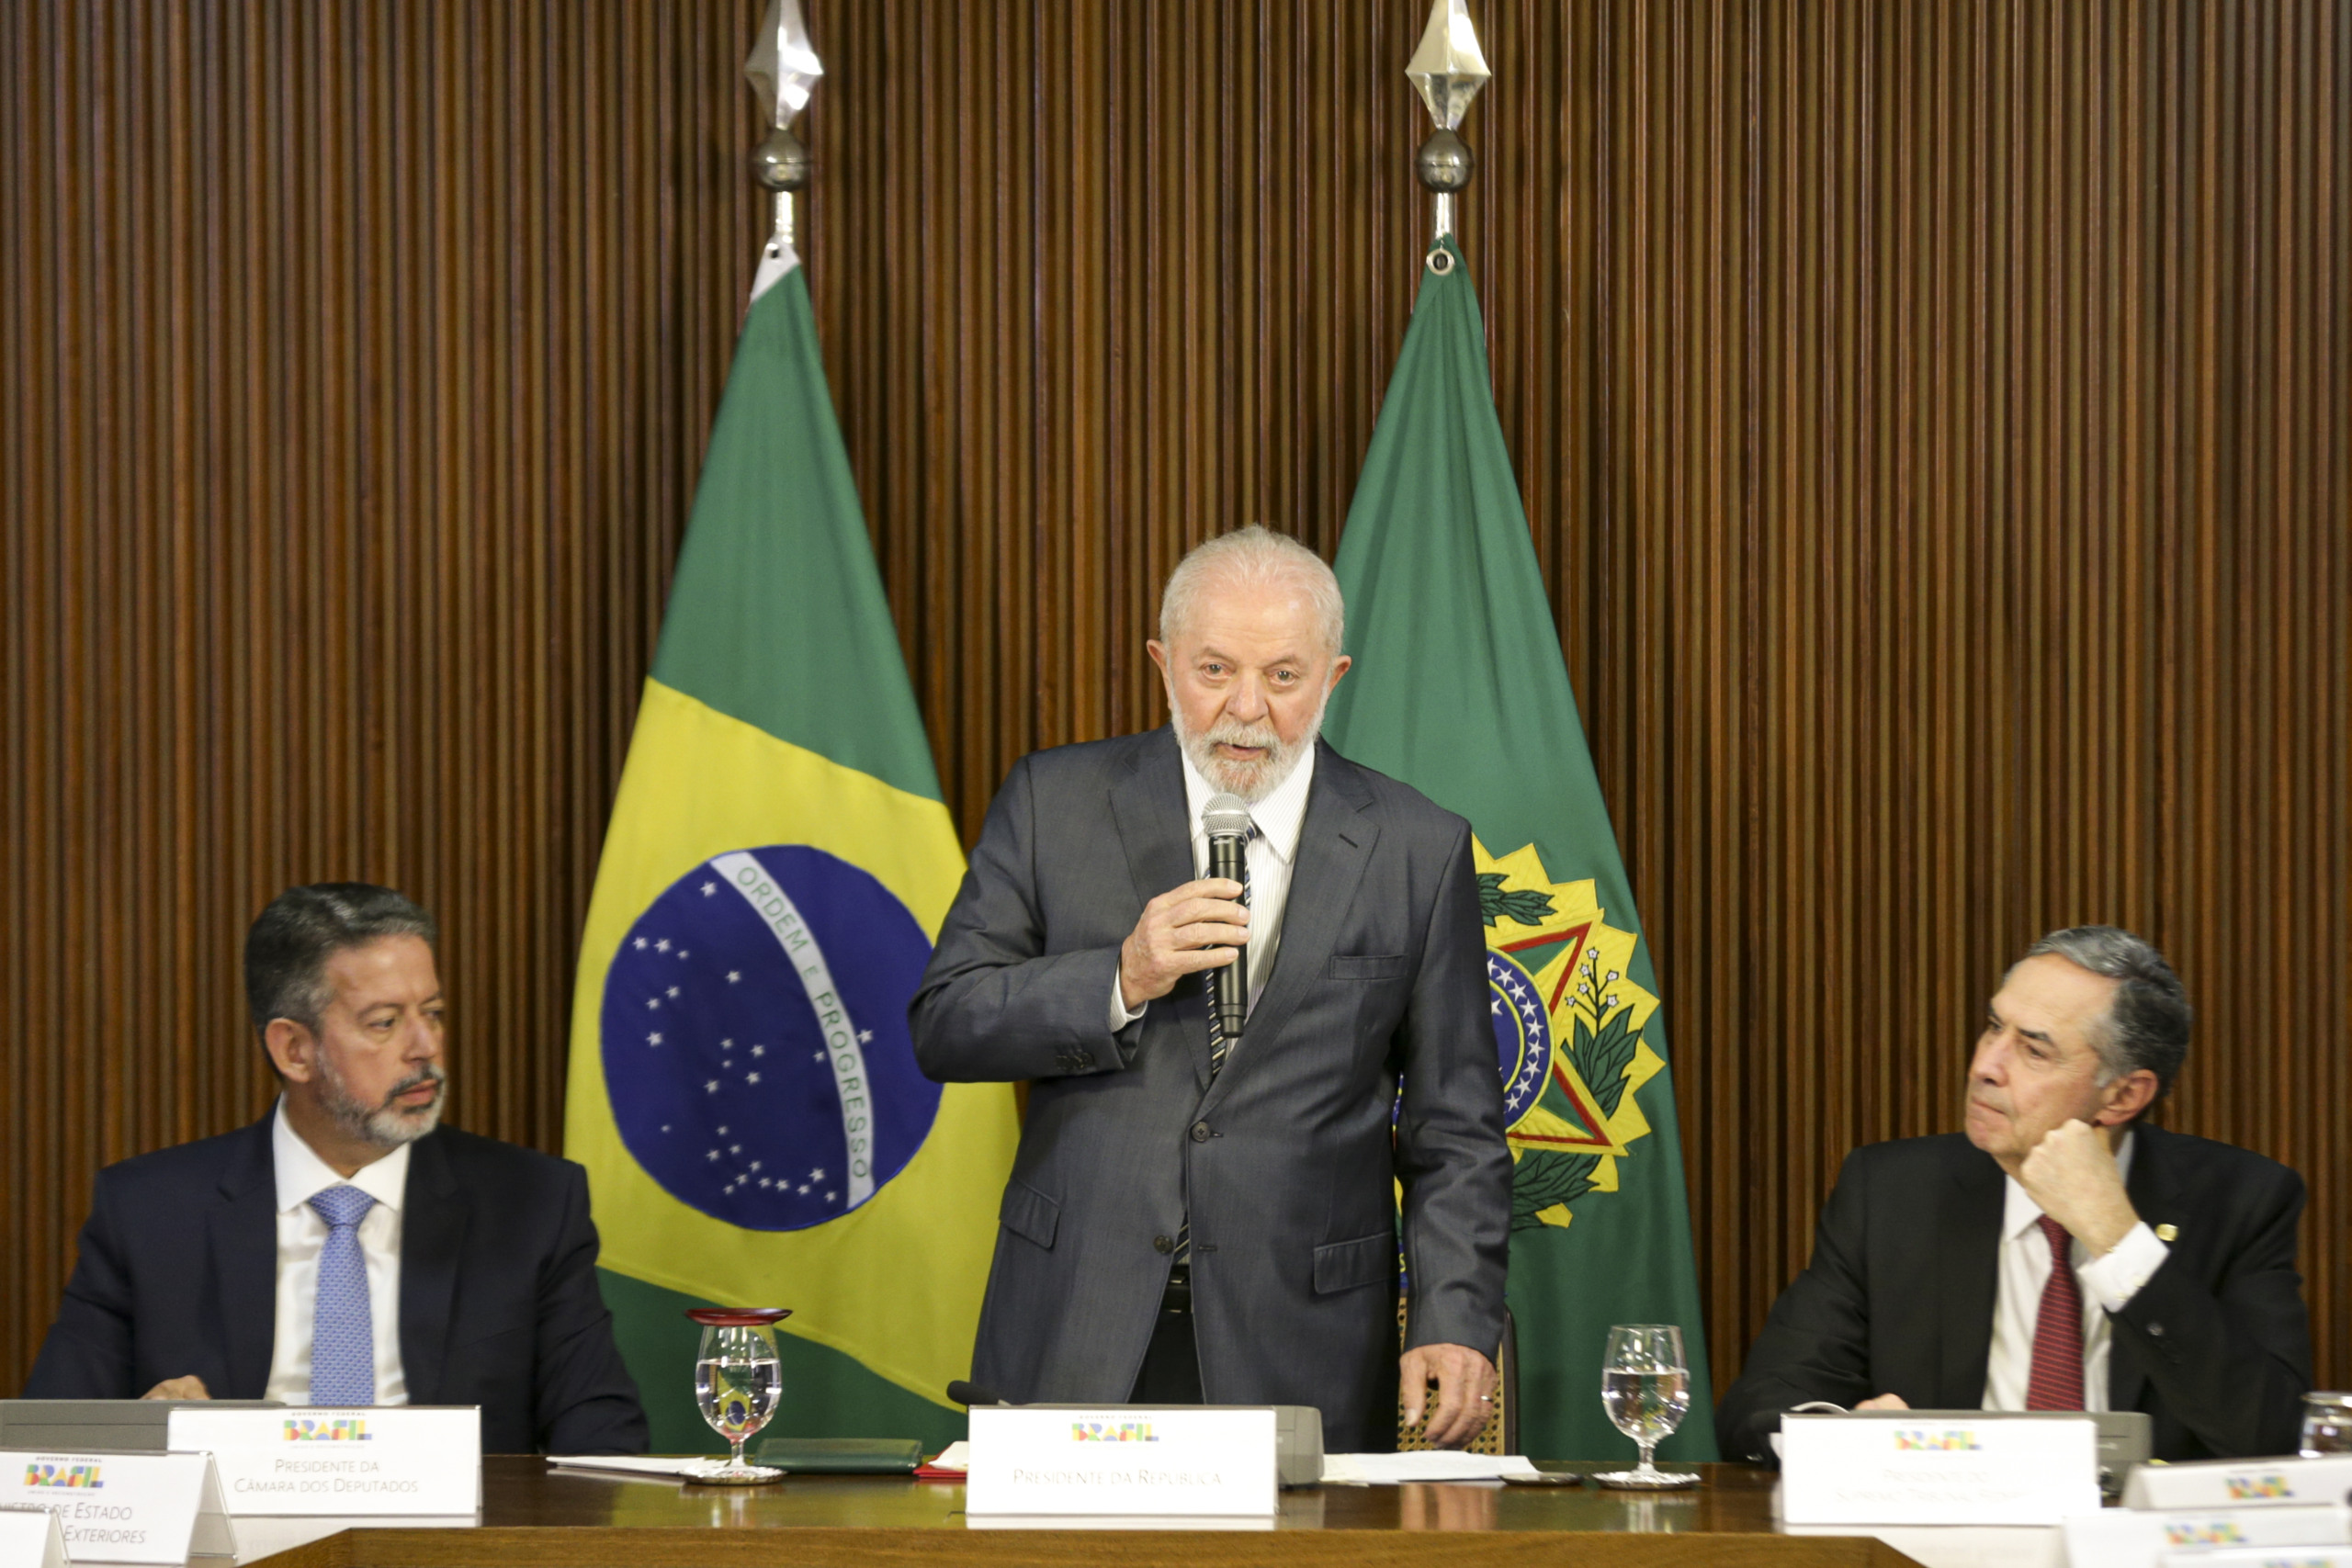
[1982,1131,2170,1411]
[1109,742,1317,1040]
[264,1100,413,1405]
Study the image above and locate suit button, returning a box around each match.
[1192,1122,1211,1143]
[1153,1235,1173,1255]
[2148,1323,2165,1337]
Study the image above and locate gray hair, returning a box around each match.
[2019,925,2192,1107]
[1157,525,1345,660]
[246,883,438,1043]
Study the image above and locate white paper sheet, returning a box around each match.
[1318,1451,1541,1484]
[544,1455,728,1481]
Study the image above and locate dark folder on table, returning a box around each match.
[753,1437,925,1473]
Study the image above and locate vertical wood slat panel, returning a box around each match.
[3,0,2346,1413]
[0,0,772,1390]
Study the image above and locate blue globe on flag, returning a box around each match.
[600,845,942,1230]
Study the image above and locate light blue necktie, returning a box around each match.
[308,1185,378,1405]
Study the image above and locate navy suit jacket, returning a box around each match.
[1716,1126,2312,1463]
[910,729,1511,1453]
[25,1117,648,1456]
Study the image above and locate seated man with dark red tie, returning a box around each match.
[1717,928,2312,1463]
[26,885,647,1454]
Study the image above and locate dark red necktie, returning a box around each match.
[2024,1215,2086,1411]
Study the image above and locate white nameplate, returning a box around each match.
[0,1506,70,1568]
[0,1450,235,1563]
[167,1406,481,1517]
[2124,1453,2352,1511]
[965,1406,1276,1517]
[2063,1502,2352,1568]
[1780,1413,2099,1525]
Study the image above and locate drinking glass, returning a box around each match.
[1591,1324,1702,1490]
[2301,1393,2352,1458]
[687,1307,791,1483]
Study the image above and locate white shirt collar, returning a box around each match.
[2001,1127,2135,1241]
[271,1098,413,1217]
[1177,739,1316,864]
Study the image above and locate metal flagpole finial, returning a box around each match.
[746,0,823,254]
[1406,0,1489,263]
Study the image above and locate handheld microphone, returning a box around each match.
[1202,793,1252,1042]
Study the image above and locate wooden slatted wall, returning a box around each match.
[4,0,2345,1412]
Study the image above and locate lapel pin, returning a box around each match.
[2154,1224,2178,1242]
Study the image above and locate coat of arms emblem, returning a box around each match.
[1476,839,1668,1231]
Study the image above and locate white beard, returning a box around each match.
[318,1055,447,1148]
[1170,686,1329,806]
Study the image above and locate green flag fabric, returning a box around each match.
[564,243,1017,1453]
[1324,238,1717,1462]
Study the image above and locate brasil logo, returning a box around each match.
[1072,1422,1159,1443]
[23,1461,101,1488]
[1894,1430,1983,1451]
[284,1418,372,1442]
[1476,839,1668,1232]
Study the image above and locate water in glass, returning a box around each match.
[1603,1365,1692,1447]
[697,1356,782,1443]
[1592,1324,1702,1489]
[689,1314,788,1483]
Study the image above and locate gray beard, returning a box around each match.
[317,1055,447,1149]
[1170,688,1328,806]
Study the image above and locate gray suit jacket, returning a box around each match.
[910,728,1510,1452]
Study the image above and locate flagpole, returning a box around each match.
[1406,0,1489,270]
[746,0,823,255]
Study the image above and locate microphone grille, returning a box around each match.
[1202,793,1253,837]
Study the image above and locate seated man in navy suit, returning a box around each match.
[1718,927,2310,1463]
[27,884,647,1455]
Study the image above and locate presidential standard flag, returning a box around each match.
[564,240,1017,1451]
[1323,237,1717,1461]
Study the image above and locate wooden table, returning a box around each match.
[245,1456,1929,1566]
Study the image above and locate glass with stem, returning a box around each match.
[1591,1323,1702,1489]
[686,1307,790,1483]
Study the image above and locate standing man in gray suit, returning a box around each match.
[911,526,1510,1451]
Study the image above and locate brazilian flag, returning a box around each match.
[1323,238,1717,1461]
[564,242,1017,1452]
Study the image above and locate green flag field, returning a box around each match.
[1324,237,1718,1462]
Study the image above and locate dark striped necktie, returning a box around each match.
[2023,1215,2086,1411]
[1204,826,1255,1077]
[1177,824,1254,1267]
